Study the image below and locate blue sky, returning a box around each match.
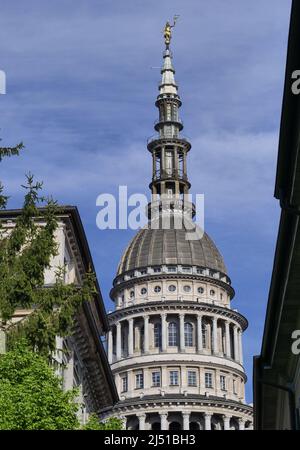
[0,0,292,402]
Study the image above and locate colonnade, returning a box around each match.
[126,411,251,430]
[108,312,243,364]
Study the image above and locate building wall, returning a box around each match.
[0,211,116,425]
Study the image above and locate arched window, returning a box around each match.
[202,322,207,348]
[168,322,178,346]
[230,326,235,359]
[140,326,144,352]
[184,322,193,346]
[220,324,226,354]
[172,103,178,121]
[154,323,161,348]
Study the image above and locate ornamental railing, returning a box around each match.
[153,168,187,181]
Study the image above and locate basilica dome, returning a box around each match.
[117,221,227,276]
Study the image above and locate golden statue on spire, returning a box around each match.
[164,15,179,47]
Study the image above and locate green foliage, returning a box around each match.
[82,413,124,430]
[0,341,79,430]
[0,140,24,161]
[0,140,100,430]
[0,141,24,209]
[0,145,96,358]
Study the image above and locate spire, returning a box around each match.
[147,20,194,219]
[160,17,179,96]
[159,49,178,96]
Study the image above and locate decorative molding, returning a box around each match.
[111,271,234,299]
[108,300,248,330]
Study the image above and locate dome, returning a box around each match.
[117,220,226,276]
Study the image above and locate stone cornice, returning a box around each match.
[108,300,248,331]
[110,273,234,300]
[73,305,119,408]
[100,395,253,417]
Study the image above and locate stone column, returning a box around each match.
[197,314,203,352]
[161,366,167,390]
[144,315,149,353]
[116,296,122,309]
[223,415,231,430]
[127,369,133,392]
[63,348,74,390]
[212,317,218,354]
[152,150,156,178]
[233,325,239,362]
[225,321,231,358]
[238,329,243,365]
[0,329,6,354]
[174,145,179,172]
[204,413,212,430]
[179,313,185,352]
[107,329,113,364]
[116,322,122,360]
[114,373,120,394]
[183,150,187,176]
[182,411,190,430]
[238,418,245,430]
[137,413,146,431]
[119,415,127,430]
[128,318,134,357]
[161,313,167,351]
[160,412,168,430]
[161,146,165,173]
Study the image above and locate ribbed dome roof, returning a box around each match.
[117,220,226,276]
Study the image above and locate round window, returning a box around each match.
[198,287,204,294]
[210,289,215,296]
[183,285,191,292]
[130,291,134,298]
[168,285,176,292]
[141,288,147,295]
[154,285,161,293]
